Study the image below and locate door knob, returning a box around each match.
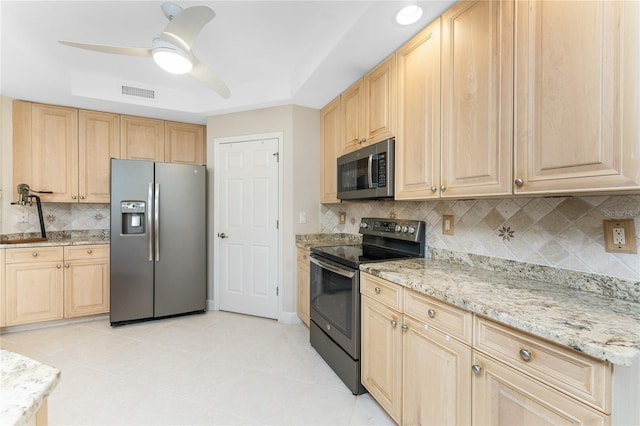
[217,233,228,239]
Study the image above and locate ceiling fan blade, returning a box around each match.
[190,59,230,99]
[59,40,152,57]
[164,5,215,49]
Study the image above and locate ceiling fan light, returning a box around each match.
[396,5,423,25]
[152,49,192,74]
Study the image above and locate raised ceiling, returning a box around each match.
[0,1,456,124]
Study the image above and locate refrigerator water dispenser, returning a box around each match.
[121,201,146,234]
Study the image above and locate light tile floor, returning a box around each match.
[0,311,395,425]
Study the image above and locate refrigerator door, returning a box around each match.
[110,159,155,323]
[154,162,207,317]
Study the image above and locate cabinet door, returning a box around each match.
[341,80,365,154]
[5,261,64,326]
[79,110,120,203]
[28,103,78,202]
[441,0,513,198]
[472,352,608,425]
[361,295,402,424]
[514,0,640,194]
[364,54,396,146]
[296,249,310,327]
[0,249,5,327]
[395,19,441,200]
[320,97,341,203]
[64,258,110,318]
[164,121,205,165]
[403,315,471,426]
[120,115,165,162]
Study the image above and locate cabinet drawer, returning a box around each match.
[64,245,109,260]
[404,290,473,344]
[296,248,310,263]
[474,316,611,413]
[360,272,403,311]
[5,247,63,263]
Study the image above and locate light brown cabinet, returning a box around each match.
[4,247,64,326]
[0,249,6,328]
[12,102,119,203]
[164,121,206,165]
[440,0,514,199]
[120,115,165,162]
[513,0,640,194]
[395,19,441,200]
[63,245,110,318]
[341,55,396,155]
[296,248,310,327]
[320,97,341,204]
[2,244,110,327]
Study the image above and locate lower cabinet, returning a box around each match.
[360,272,613,426]
[296,248,310,327]
[2,244,110,327]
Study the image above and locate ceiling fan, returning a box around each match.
[58,2,230,99]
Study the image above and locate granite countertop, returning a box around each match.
[295,233,362,250]
[361,257,640,367]
[0,350,61,425]
[0,238,109,249]
[1,231,109,249]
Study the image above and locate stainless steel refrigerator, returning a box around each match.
[110,159,206,325]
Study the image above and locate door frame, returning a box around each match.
[211,132,283,318]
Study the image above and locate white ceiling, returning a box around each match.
[0,1,456,124]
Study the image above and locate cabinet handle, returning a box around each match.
[72,195,77,200]
[401,324,408,331]
[515,178,524,187]
[430,186,437,192]
[56,264,62,269]
[374,287,381,294]
[519,348,532,362]
[440,185,447,192]
[87,249,93,254]
[391,320,398,328]
[79,195,85,199]
[428,309,436,318]
[472,365,482,375]
[302,254,307,259]
[32,252,38,257]
[65,264,70,268]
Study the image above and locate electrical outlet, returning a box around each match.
[19,211,28,223]
[603,219,637,254]
[442,214,454,236]
[338,212,346,225]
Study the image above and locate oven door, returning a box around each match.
[309,254,360,359]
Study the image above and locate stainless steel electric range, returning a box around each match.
[309,217,426,394]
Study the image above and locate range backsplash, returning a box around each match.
[3,203,110,235]
[321,195,640,281]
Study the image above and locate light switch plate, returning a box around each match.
[442,214,454,236]
[603,219,637,253]
[338,212,346,225]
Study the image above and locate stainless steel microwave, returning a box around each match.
[337,138,394,200]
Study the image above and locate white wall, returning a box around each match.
[206,105,320,321]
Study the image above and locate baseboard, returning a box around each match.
[206,299,216,311]
[279,311,302,324]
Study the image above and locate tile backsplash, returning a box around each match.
[3,203,110,234]
[321,195,640,281]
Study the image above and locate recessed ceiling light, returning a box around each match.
[396,5,423,25]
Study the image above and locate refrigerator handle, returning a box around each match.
[147,183,153,262]
[155,183,160,262]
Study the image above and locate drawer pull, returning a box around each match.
[87,249,93,254]
[427,309,436,318]
[472,365,482,375]
[32,252,38,257]
[391,320,398,328]
[519,348,532,362]
[401,324,408,331]
[374,287,381,294]
[302,254,306,259]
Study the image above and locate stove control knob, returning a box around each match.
[408,226,416,234]
[395,225,402,232]
[402,226,408,233]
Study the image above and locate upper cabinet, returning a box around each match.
[320,96,342,204]
[341,55,396,155]
[120,115,165,162]
[395,19,442,200]
[164,121,206,166]
[440,0,514,199]
[79,110,120,203]
[513,0,640,194]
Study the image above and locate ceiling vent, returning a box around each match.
[121,84,156,100]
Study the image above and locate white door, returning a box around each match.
[215,137,279,319]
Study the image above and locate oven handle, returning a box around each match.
[309,256,356,279]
